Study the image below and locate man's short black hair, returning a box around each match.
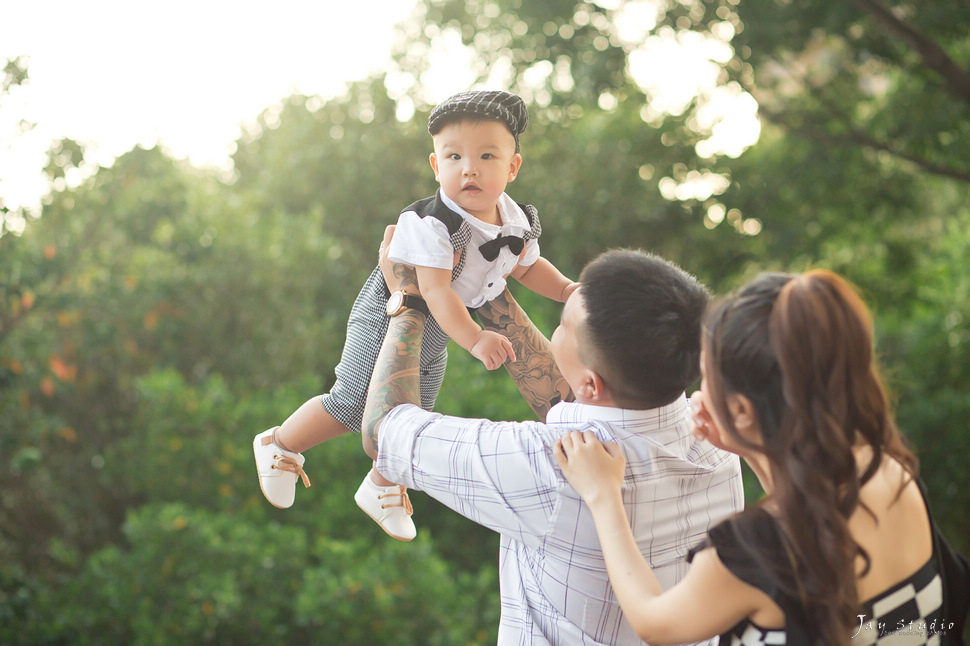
[578,249,711,409]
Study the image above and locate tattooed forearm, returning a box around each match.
[362,310,425,459]
[392,263,420,293]
[477,289,573,420]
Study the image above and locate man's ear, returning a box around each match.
[429,153,439,181]
[575,369,609,403]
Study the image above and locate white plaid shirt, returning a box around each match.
[377,397,744,645]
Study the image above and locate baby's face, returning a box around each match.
[429,118,522,224]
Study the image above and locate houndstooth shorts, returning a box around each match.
[322,267,451,433]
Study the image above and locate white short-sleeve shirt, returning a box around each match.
[387,191,540,308]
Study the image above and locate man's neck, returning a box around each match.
[573,395,620,408]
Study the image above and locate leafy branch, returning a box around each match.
[853,0,970,102]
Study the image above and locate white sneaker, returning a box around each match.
[354,474,416,542]
[253,427,310,509]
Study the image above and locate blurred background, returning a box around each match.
[2,0,968,643]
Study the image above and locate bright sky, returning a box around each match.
[0,0,419,211]
[1,0,760,218]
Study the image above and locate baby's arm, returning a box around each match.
[416,265,516,371]
[511,257,579,302]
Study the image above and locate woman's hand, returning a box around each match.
[688,391,732,452]
[554,430,625,506]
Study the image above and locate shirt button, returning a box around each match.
[488,282,494,287]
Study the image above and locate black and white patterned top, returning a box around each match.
[688,484,952,646]
[853,556,943,645]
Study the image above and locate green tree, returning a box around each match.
[0,136,505,642]
[3,1,969,640]
[734,0,969,185]
[391,0,970,556]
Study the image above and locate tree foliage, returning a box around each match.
[1,0,968,641]
[735,0,970,184]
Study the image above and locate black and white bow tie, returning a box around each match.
[478,234,524,261]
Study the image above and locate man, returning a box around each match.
[363,243,744,645]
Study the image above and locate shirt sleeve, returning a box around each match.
[387,210,454,270]
[519,238,540,267]
[700,511,786,600]
[377,403,562,548]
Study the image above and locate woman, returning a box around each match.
[555,270,969,645]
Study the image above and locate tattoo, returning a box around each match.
[477,288,573,420]
[393,263,420,293]
[362,310,425,458]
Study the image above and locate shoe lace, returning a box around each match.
[274,456,311,488]
[379,486,413,516]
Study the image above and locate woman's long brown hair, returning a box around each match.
[703,270,918,645]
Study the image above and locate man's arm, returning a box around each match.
[366,230,566,542]
[477,288,573,420]
[361,261,425,460]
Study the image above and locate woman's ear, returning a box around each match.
[727,394,757,435]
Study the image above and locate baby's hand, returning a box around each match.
[470,330,516,370]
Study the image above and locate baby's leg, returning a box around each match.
[275,397,394,484]
[275,397,351,453]
[254,398,351,509]
[368,465,397,487]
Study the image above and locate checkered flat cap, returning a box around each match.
[428,90,528,138]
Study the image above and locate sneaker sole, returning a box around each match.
[355,499,415,542]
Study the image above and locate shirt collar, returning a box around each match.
[438,190,529,234]
[545,396,690,430]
